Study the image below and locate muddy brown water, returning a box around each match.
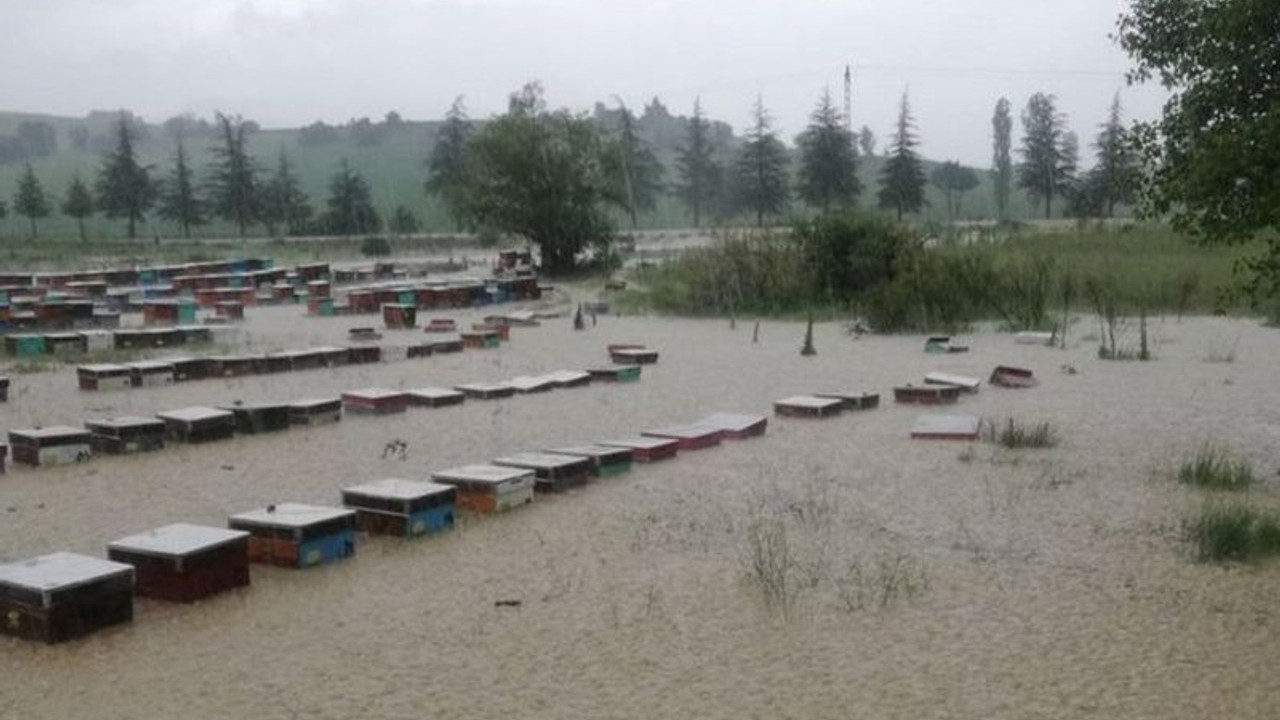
[1,302,1277,719]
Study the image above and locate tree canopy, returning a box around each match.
[1017,93,1074,218]
[96,114,155,239]
[1117,0,1278,243]
[261,151,312,237]
[13,164,51,238]
[61,175,94,241]
[931,161,979,221]
[321,159,380,236]
[797,88,860,213]
[731,96,790,227]
[157,140,206,238]
[877,92,927,220]
[425,96,473,231]
[613,102,665,228]
[674,99,721,228]
[207,113,259,236]
[991,97,1013,220]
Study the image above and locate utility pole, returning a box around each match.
[843,63,853,132]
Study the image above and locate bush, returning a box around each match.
[360,236,391,257]
[1178,443,1254,490]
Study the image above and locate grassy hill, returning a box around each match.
[0,108,1076,242]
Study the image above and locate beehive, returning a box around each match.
[341,479,456,538]
[228,503,357,569]
[107,524,250,602]
[0,552,134,643]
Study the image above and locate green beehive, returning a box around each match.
[6,334,46,357]
[177,302,197,324]
[397,290,415,306]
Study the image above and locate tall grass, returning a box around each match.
[1189,503,1280,562]
[1177,443,1254,490]
[981,418,1059,449]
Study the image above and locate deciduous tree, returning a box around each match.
[991,97,1013,220]
[930,161,979,221]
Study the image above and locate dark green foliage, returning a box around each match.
[360,236,391,257]
[1018,93,1075,218]
[1092,94,1139,217]
[877,92,927,220]
[991,98,1013,220]
[95,114,155,239]
[614,104,665,228]
[1178,443,1254,490]
[797,89,860,213]
[389,205,420,235]
[425,96,472,231]
[731,97,789,227]
[794,211,910,305]
[1189,503,1280,562]
[322,159,380,237]
[446,84,624,275]
[61,175,94,241]
[982,418,1059,448]
[13,164,50,238]
[207,113,259,236]
[930,161,979,221]
[1117,0,1280,245]
[674,99,721,228]
[260,151,312,237]
[157,141,206,239]
[953,251,1054,330]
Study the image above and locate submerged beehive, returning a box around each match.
[923,372,982,393]
[460,330,501,349]
[893,385,961,405]
[289,397,342,426]
[430,464,535,514]
[813,391,881,411]
[641,424,724,450]
[509,375,557,394]
[77,363,133,391]
[85,416,166,454]
[544,444,634,477]
[774,395,844,418]
[544,369,592,388]
[124,359,177,388]
[382,303,417,329]
[342,389,409,415]
[156,406,237,443]
[405,387,466,408]
[9,426,92,466]
[0,552,134,643]
[454,382,516,400]
[989,365,1036,388]
[341,479,457,538]
[910,414,981,441]
[693,412,768,440]
[222,403,292,434]
[228,503,357,569]
[597,436,680,462]
[493,451,595,492]
[608,347,659,365]
[107,523,250,602]
[587,365,642,383]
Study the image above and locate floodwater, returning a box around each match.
[1,296,1278,719]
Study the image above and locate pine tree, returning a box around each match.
[1018,93,1074,219]
[389,205,420,235]
[13,164,50,238]
[96,114,155,239]
[1092,93,1138,217]
[260,151,312,237]
[797,88,860,213]
[425,96,473,231]
[61,175,94,241]
[615,103,665,228]
[208,113,259,236]
[877,91,927,220]
[731,96,789,227]
[674,99,720,228]
[157,140,206,238]
[991,97,1013,220]
[322,159,379,236]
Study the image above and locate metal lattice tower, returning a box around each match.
[843,63,853,132]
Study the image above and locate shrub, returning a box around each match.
[1177,443,1254,490]
[360,236,391,257]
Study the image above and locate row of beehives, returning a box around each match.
[774,365,1036,440]
[318,275,542,318]
[11,358,651,471]
[0,258,286,291]
[3,376,773,645]
[6,324,222,359]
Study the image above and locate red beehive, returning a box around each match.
[107,523,250,603]
[342,388,409,415]
[641,424,724,451]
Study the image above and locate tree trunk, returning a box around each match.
[757,208,763,228]
[128,214,137,239]
[77,217,86,242]
[692,202,701,229]
[29,217,37,239]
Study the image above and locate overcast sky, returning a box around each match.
[2,0,1166,167]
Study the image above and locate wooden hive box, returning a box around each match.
[45,332,86,357]
[207,355,256,378]
[174,325,213,344]
[587,364,642,383]
[345,345,382,364]
[493,452,594,493]
[0,552,134,644]
[609,347,659,365]
[106,524,250,602]
[545,444,634,477]
[9,426,93,466]
[460,330,501,349]
[156,406,237,443]
[228,503,357,569]
[382,303,418,329]
[166,356,212,382]
[813,391,881,411]
[316,346,350,367]
[454,382,516,400]
[598,436,680,462]
[5,334,46,357]
[990,365,1036,388]
[486,311,540,327]
[272,349,325,371]
[306,279,331,297]
[342,388,409,415]
[694,412,768,439]
[140,327,184,347]
[214,301,244,320]
[429,338,464,354]
[406,343,434,359]
[641,424,724,450]
[431,464,536,514]
[910,414,981,441]
[77,363,133,391]
[271,283,294,302]
[252,353,293,374]
[124,360,177,388]
[545,370,592,388]
[424,317,457,333]
[289,397,343,425]
[406,387,466,408]
[509,375,557,394]
[1014,331,1054,346]
[924,336,969,354]
[307,296,334,317]
[472,322,510,341]
[222,403,292,434]
[0,375,7,402]
[77,329,114,353]
[341,479,457,538]
[923,372,982,394]
[347,290,378,314]
[893,384,961,405]
[85,416,166,454]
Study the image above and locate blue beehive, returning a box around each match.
[227,503,357,568]
[342,479,456,538]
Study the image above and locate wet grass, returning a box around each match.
[1178,443,1254,491]
[1189,502,1280,562]
[982,418,1059,449]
